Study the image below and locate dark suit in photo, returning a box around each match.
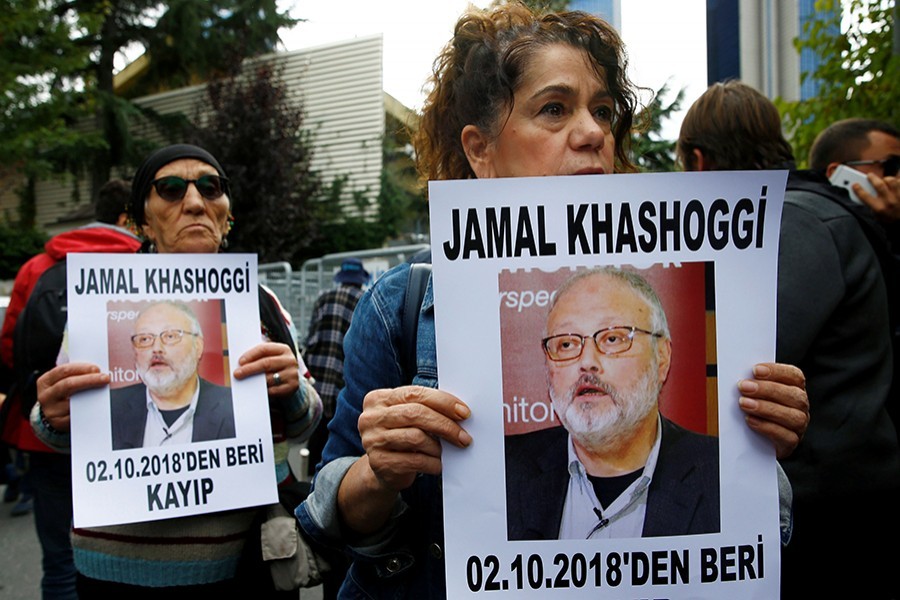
[110,378,236,450]
[504,416,720,540]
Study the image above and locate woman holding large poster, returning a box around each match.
[32,144,322,595]
[297,3,809,598]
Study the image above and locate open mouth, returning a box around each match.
[574,376,615,400]
[149,357,170,369]
[576,384,606,396]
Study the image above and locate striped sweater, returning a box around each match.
[33,321,322,587]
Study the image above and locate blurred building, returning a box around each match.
[706,0,835,101]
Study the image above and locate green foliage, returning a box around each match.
[188,62,322,265]
[0,220,46,280]
[491,0,570,13]
[630,83,684,172]
[0,0,297,213]
[381,110,428,240]
[374,163,427,244]
[306,197,384,259]
[777,0,899,167]
[122,0,296,97]
[0,0,105,219]
[304,170,424,260]
[304,109,427,259]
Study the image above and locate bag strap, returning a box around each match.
[401,263,432,384]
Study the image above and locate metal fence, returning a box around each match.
[258,244,430,347]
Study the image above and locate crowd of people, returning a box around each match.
[1,1,898,599]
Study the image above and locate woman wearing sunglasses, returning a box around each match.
[32,144,322,596]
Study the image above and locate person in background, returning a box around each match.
[303,257,370,599]
[807,118,900,428]
[304,257,370,474]
[32,144,322,596]
[2,444,32,516]
[0,178,141,600]
[677,80,900,599]
[296,5,809,598]
[808,118,900,225]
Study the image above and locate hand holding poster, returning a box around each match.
[65,252,277,527]
[430,171,787,598]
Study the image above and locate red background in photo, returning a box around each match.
[106,299,230,389]
[499,262,716,436]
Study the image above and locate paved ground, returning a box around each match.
[0,485,44,600]
[0,447,323,600]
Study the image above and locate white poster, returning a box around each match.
[66,253,277,527]
[430,171,787,599]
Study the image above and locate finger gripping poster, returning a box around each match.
[430,171,787,599]
[66,253,277,527]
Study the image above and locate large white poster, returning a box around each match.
[430,171,787,599]
[66,253,277,527]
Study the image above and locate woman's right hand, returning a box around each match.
[36,363,110,432]
[337,385,471,535]
[358,385,472,492]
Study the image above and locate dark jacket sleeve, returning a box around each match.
[777,193,900,497]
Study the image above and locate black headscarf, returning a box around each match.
[129,144,228,227]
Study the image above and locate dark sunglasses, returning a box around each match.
[150,175,229,202]
[845,155,900,178]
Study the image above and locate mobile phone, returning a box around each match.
[829,164,877,205]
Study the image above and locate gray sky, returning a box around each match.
[279,0,708,140]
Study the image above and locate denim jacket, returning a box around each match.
[296,262,447,598]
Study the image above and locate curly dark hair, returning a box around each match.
[413,1,641,183]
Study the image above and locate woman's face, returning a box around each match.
[463,44,616,178]
[142,158,231,254]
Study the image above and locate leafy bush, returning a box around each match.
[0,222,47,280]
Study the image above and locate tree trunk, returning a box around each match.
[90,9,121,204]
[893,2,899,57]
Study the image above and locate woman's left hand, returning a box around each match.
[738,362,809,459]
[233,342,300,399]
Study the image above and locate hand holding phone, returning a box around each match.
[829,164,877,205]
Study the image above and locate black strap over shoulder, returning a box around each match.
[401,263,432,384]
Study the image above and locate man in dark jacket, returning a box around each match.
[677,81,900,599]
